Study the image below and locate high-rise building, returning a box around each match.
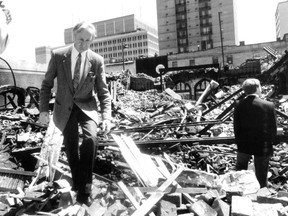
[276,1,288,40]
[156,0,238,56]
[64,14,159,65]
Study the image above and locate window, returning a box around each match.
[212,56,218,64]
[189,59,195,66]
[227,55,233,64]
[172,61,178,67]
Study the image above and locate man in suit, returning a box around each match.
[234,78,277,188]
[39,21,111,205]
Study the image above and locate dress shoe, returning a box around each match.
[71,185,78,192]
[76,194,93,206]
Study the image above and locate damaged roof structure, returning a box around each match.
[1,49,288,215]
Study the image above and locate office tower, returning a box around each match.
[64,14,159,64]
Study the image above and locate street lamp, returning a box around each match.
[122,40,128,71]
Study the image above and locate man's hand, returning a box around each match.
[38,112,50,126]
[101,119,111,136]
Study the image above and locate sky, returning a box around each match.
[0,0,285,63]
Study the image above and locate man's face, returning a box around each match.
[73,29,94,53]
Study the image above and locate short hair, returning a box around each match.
[242,78,261,95]
[72,21,96,38]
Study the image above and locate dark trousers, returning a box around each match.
[63,104,97,197]
[236,151,270,188]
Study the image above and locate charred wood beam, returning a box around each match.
[0,168,36,177]
[111,120,223,134]
[99,136,236,147]
[159,63,220,73]
[198,93,246,135]
[7,95,17,109]
[28,91,39,109]
[131,186,208,194]
[99,135,287,148]
[20,120,48,129]
[276,109,288,120]
[202,88,243,116]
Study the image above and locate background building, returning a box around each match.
[276,1,288,40]
[36,14,159,66]
[64,14,159,65]
[156,0,238,59]
[35,46,52,65]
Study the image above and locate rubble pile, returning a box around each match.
[1,69,288,214]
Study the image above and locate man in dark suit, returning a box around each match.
[234,78,277,188]
[39,21,111,205]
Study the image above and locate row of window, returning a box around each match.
[91,35,148,47]
[176,38,213,53]
[92,42,148,52]
[96,48,149,59]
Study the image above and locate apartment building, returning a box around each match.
[156,0,238,56]
[276,1,288,40]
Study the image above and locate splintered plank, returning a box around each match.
[131,166,184,216]
[131,186,207,194]
[156,155,196,204]
[111,134,162,187]
[118,181,156,216]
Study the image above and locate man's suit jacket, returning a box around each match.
[39,46,111,132]
[233,95,277,156]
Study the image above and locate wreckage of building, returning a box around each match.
[1,49,288,215]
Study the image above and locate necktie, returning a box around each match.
[73,53,81,91]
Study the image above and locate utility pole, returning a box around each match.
[218,12,225,69]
